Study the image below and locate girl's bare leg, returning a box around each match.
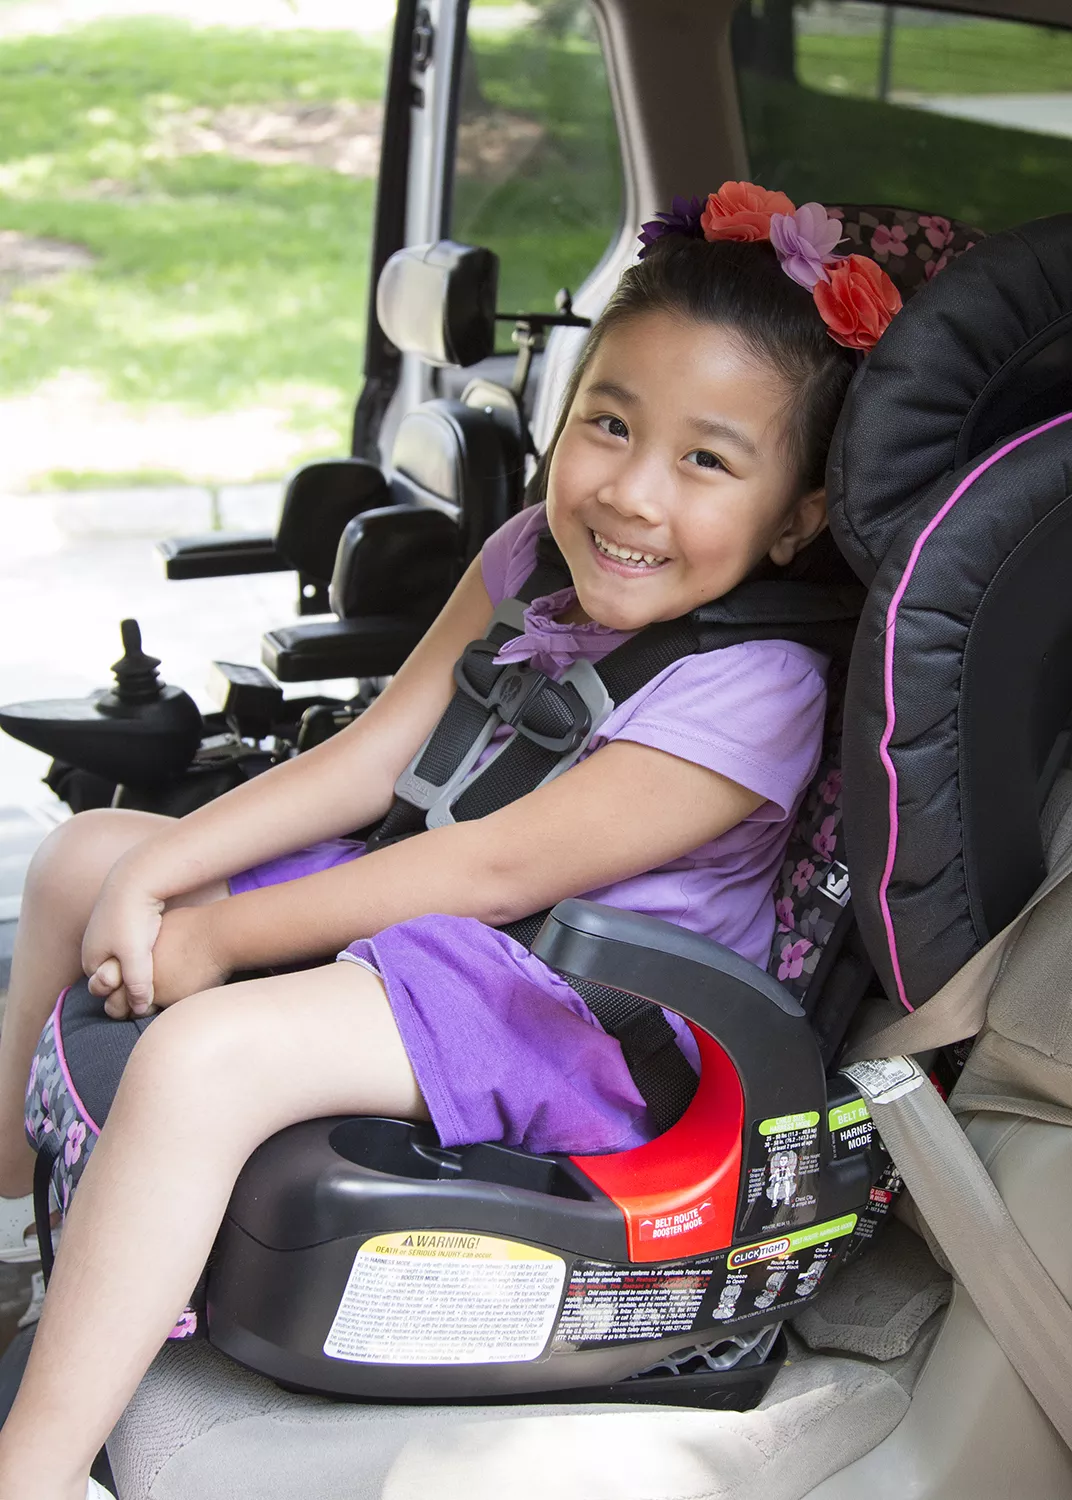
[0,960,423,1500]
[0,809,226,1198]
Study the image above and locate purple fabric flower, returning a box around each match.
[638,195,705,259]
[769,203,843,289]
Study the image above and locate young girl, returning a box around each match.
[0,183,899,1499]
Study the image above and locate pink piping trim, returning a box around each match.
[878,410,1072,1010]
[50,987,102,1137]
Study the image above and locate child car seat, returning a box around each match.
[86,210,1072,1496]
[198,212,1072,1403]
[24,206,1010,1416]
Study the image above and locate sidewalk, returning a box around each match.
[0,482,308,950]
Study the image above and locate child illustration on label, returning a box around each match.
[766,1149,799,1207]
[754,1263,790,1311]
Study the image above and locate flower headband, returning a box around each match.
[638,182,903,353]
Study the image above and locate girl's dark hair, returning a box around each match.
[531,233,857,509]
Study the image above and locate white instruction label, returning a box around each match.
[842,1055,926,1105]
[323,1231,566,1365]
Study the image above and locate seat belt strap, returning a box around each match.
[845,837,1072,1062]
[842,1054,1072,1449]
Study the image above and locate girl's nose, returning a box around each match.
[598,450,664,526]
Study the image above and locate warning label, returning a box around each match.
[323,1231,566,1365]
[553,1263,713,1347]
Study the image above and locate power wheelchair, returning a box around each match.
[5,208,1072,1441]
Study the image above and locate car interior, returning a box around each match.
[2,0,1072,1496]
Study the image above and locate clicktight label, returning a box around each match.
[727,1213,858,1270]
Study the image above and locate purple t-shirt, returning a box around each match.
[481,504,828,968]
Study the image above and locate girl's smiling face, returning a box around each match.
[545,309,827,632]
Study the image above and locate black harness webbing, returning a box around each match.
[366,527,864,1131]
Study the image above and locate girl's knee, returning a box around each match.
[24,809,165,913]
[127,991,245,1092]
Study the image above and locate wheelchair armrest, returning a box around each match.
[533,899,826,1128]
[261,616,427,682]
[156,533,289,580]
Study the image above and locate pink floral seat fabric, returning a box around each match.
[766,672,848,1001]
[829,205,982,297]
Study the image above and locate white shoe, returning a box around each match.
[0,1194,39,1265]
[17,1268,45,1329]
[87,1479,116,1499]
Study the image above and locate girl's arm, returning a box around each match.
[158,738,764,991]
[84,559,497,1010]
[112,557,497,897]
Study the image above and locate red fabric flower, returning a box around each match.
[701,181,796,243]
[813,254,902,351]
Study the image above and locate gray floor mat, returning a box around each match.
[791,1220,951,1361]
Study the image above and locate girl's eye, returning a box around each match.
[596,415,629,440]
[685,449,725,472]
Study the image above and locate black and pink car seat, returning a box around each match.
[23,209,1072,1411]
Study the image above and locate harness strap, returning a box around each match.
[366,540,571,850]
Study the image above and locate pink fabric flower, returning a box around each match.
[791,859,815,895]
[769,203,843,289]
[778,938,813,982]
[925,250,952,281]
[812,815,837,861]
[870,223,908,259]
[919,214,952,249]
[819,768,842,805]
[774,896,795,928]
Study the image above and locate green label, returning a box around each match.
[828,1098,871,1132]
[758,1111,820,1136]
[728,1214,858,1270]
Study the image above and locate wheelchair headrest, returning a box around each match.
[376,240,499,369]
[832,213,1072,1010]
[829,213,1072,584]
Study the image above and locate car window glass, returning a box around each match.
[450,0,623,342]
[733,1,1072,230]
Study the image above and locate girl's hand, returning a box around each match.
[147,906,230,1009]
[83,873,165,1018]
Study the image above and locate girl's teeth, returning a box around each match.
[593,532,667,567]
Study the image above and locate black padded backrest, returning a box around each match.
[829,214,1072,584]
[834,215,1072,1010]
[390,397,523,563]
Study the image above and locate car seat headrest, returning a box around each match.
[828,213,1072,583]
[376,240,498,368]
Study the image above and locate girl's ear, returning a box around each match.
[768,487,828,567]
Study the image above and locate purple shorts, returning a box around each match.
[229,840,696,1156]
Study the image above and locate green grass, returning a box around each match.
[740,66,1072,231]
[452,31,623,326]
[798,19,1072,100]
[0,19,386,468]
[1,12,1070,492]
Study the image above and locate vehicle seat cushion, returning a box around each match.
[108,1338,909,1500]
